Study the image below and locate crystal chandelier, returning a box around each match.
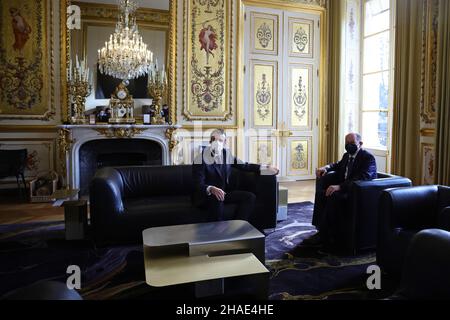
[97,0,153,81]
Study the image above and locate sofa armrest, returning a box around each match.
[439,206,450,231]
[89,167,125,232]
[236,170,278,229]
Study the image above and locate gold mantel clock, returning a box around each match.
[108,83,136,124]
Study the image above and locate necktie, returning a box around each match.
[346,157,354,180]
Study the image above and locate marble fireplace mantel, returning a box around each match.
[57,124,180,191]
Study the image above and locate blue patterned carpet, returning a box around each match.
[0,202,385,300]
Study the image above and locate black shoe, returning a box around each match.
[302,232,323,245]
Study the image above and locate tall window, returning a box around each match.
[341,0,395,171]
[360,0,395,149]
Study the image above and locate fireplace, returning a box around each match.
[78,139,163,195]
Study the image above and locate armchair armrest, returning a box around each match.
[89,167,125,233]
[379,185,439,230]
[439,206,450,231]
[398,229,450,299]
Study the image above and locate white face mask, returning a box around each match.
[211,140,224,156]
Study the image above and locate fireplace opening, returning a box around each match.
[79,139,162,195]
[97,153,147,167]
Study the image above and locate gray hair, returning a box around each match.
[209,128,226,143]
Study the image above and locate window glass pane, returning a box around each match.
[365,9,390,36]
[362,111,388,148]
[362,71,389,110]
[366,0,389,16]
[363,31,390,73]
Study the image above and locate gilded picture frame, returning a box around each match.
[62,0,177,124]
[182,0,233,121]
[0,0,55,120]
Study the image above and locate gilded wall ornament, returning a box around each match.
[257,23,272,48]
[165,127,178,151]
[190,2,225,113]
[293,76,307,121]
[0,0,55,120]
[94,127,147,138]
[58,128,74,177]
[294,27,309,52]
[292,143,306,170]
[255,73,271,121]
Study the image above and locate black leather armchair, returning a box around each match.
[89,165,278,243]
[390,229,450,299]
[319,172,411,254]
[377,185,450,276]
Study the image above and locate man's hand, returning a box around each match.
[325,185,341,197]
[267,165,279,175]
[210,186,226,201]
[316,166,328,178]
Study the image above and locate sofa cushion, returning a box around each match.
[117,165,194,198]
[124,195,194,216]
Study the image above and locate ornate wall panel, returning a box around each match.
[421,143,435,185]
[249,138,275,166]
[287,137,311,176]
[251,60,277,127]
[289,64,312,129]
[0,0,55,120]
[182,0,233,121]
[420,0,438,125]
[251,12,278,55]
[288,17,314,58]
[0,138,56,184]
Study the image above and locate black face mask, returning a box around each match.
[345,143,358,155]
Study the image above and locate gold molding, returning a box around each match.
[165,127,178,151]
[94,127,148,138]
[420,128,436,137]
[0,125,58,132]
[73,2,170,24]
[169,0,177,125]
[61,0,70,123]
[58,128,74,179]
[420,0,439,125]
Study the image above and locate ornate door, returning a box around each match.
[244,6,320,180]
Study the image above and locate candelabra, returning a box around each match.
[67,55,92,124]
[147,62,167,125]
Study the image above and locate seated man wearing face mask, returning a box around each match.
[303,132,377,247]
[192,128,279,222]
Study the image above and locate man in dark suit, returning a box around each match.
[192,129,279,222]
[304,132,377,246]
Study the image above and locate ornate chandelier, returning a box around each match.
[97,0,153,81]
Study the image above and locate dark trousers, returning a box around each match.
[312,173,347,244]
[206,190,256,222]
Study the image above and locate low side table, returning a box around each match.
[143,220,269,298]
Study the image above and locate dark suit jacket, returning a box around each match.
[326,148,377,192]
[192,146,260,207]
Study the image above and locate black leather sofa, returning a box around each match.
[89,165,278,243]
[377,185,450,276]
[319,172,412,254]
[390,229,450,299]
